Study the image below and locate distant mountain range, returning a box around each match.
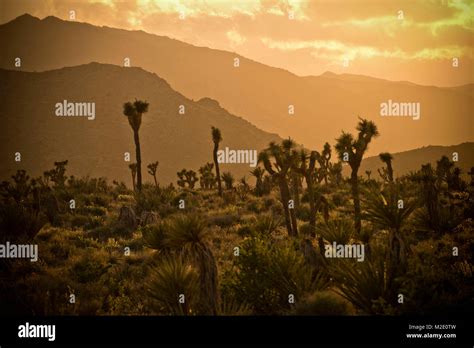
[0,64,281,184]
[355,142,474,179]
[1,14,472,157]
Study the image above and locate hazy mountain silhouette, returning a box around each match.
[0,63,281,184]
[355,142,474,179]
[1,14,472,156]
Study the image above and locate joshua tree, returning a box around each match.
[250,167,265,196]
[319,142,332,185]
[128,163,137,191]
[416,163,442,233]
[43,160,69,188]
[329,162,343,186]
[469,167,474,187]
[147,161,159,187]
[259,139,298,236]
[211,126,223,196]
[449,167,464,191]
[221,172,234,190]
[177,169,199,189]
[436,155,455,190]
[294,150,318,236]
[378,152,394,182]
[335,118,379,235]
[365,170,372,180]
[199,163,216,189]
[123,99,149,192]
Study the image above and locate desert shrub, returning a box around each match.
[0,203,47,243]
[331,192,348,207]
[209,212,240,228]
[296,204,311,221]
[400,221,474,314]
[70,214,91,228]
[293,291,353,315]
[69,253,111,283]
[246,198,265,214]
[225,237,315,314]
[135,185,177,216]
[298,223,313,236]
[78,205,107,217]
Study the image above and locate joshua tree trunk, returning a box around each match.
[152,174,158,188]
[291,172,300,209]
[213,144,222,197]
[278,177,294,236]
[305,173,316,237]
[131,171,136,191]
[387,163,394,182]
[197,245,219,315]
[386,228,406,297]
[350,169,361,235]
[134,130,142,192]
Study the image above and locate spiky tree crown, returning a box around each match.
[211,126,222,144]
[379,152,393,164]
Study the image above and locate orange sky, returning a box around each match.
[1,0,473,86]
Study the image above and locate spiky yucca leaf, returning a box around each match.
[148,255,199,315]
[329,250,388,314]
[362,185,418,231]
[319,218,355,245]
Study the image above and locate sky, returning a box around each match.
[1,0,473,86]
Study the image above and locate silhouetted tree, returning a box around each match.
[250,167,265,196]
[335,118,379,235]
[128,163,137,191]
[177,169,199,189]
[378,152,394,182]
[147,161,159,187]
[211,127,223,196]
[199,163,216,189]
[365,170,372,180]
[123,99,149,192]
[329,162,343,186]
[221,172,234,190]
[259,139,298,236]
[294,150,318,236]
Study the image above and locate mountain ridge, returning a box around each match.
[0,63,282,184]
[1,14,472,158]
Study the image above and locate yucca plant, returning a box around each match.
[148,255,199,315]
[329,248,391,314]
[251,213,282,237]
[164,214,219,315]
[362,184,418,291]
[319,218,355,245]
